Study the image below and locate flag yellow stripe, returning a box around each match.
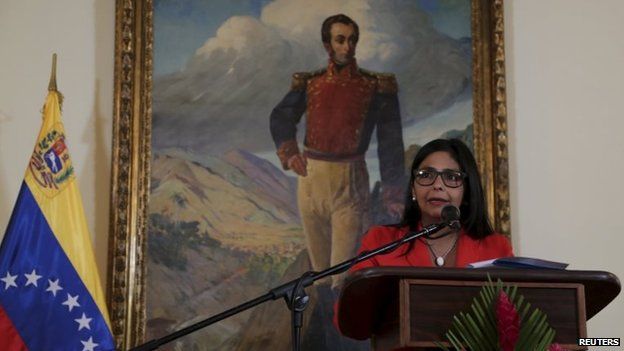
[23,91,111,330]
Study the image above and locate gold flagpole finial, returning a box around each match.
[48,53,58,92]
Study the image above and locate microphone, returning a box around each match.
[441,205,461,230]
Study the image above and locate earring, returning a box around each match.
[411,195,416,201]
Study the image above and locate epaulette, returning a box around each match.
[290,68,326,91]
[358,68,398,94]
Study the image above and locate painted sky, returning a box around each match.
[154,0,470,76]
[154,0,272,76]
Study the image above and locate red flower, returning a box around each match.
[549,343,568,351]
[496,291,520,351]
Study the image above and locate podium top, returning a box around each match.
[337,267,620,340]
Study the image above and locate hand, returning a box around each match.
[384,202,404,220]
[287,153,307,176]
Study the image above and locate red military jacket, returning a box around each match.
[270,59,405,191]
[305,59,387,157]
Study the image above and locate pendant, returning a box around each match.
[435,256,445,267]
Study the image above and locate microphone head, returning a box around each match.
[441,205,461,230]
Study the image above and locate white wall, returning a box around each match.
[0,0,114,284]
[506,0,624,339]
[1,0,622,342]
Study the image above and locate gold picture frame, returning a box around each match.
[107,0,509,348]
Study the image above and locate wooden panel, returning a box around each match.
[400,280,586,350]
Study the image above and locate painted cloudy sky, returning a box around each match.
[152,0,472,154]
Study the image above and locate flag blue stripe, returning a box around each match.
[0,182,115,351]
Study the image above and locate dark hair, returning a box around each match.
[321,14,359,45]
[401,139,494,239]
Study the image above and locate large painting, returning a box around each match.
[108,0,509,350]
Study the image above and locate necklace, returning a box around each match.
[422,234,459,267]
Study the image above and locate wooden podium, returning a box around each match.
[336,267,620,350]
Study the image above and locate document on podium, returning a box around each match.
[467,256,569,270]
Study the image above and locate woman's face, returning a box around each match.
[412,151,465,226]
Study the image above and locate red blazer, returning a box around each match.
[351,225,513,272]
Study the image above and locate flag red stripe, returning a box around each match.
[0,304,29,351]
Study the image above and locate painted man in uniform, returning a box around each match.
[270,14,405,287]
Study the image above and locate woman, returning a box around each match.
[351,138,512,271]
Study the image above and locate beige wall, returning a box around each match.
[0,0,114,282]
[506,0,624,339]
[1,0,622,341]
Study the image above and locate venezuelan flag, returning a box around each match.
[0,87,115,350]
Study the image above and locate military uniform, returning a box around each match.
[270,59,405,285]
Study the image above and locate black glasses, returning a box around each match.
[413,168,466,188]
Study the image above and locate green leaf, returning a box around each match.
[446,329,465,350]
[453,315,477,350]
[433,340,450,350]
[478,289,497,330]
[515,295,527,318]
[464,313,490,349]
[530,314,551,349]
[470,303,498,347]
[534,327,556,351]
[517,309,541,350]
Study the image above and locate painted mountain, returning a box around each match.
[146,149,306,349]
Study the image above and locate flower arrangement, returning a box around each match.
[439,278,568,351]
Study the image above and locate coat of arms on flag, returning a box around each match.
[28,126,74,195]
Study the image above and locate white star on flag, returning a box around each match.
[24,269,42,287]
[62,293,80,312]
[81,336,99,351]
[1,271,18,290]
[46,278,63,296]
[75,312,92,331]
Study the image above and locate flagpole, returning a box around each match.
[47,53,63,108]
[48,53,57,92]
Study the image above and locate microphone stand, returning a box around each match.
[128,221,450,351]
